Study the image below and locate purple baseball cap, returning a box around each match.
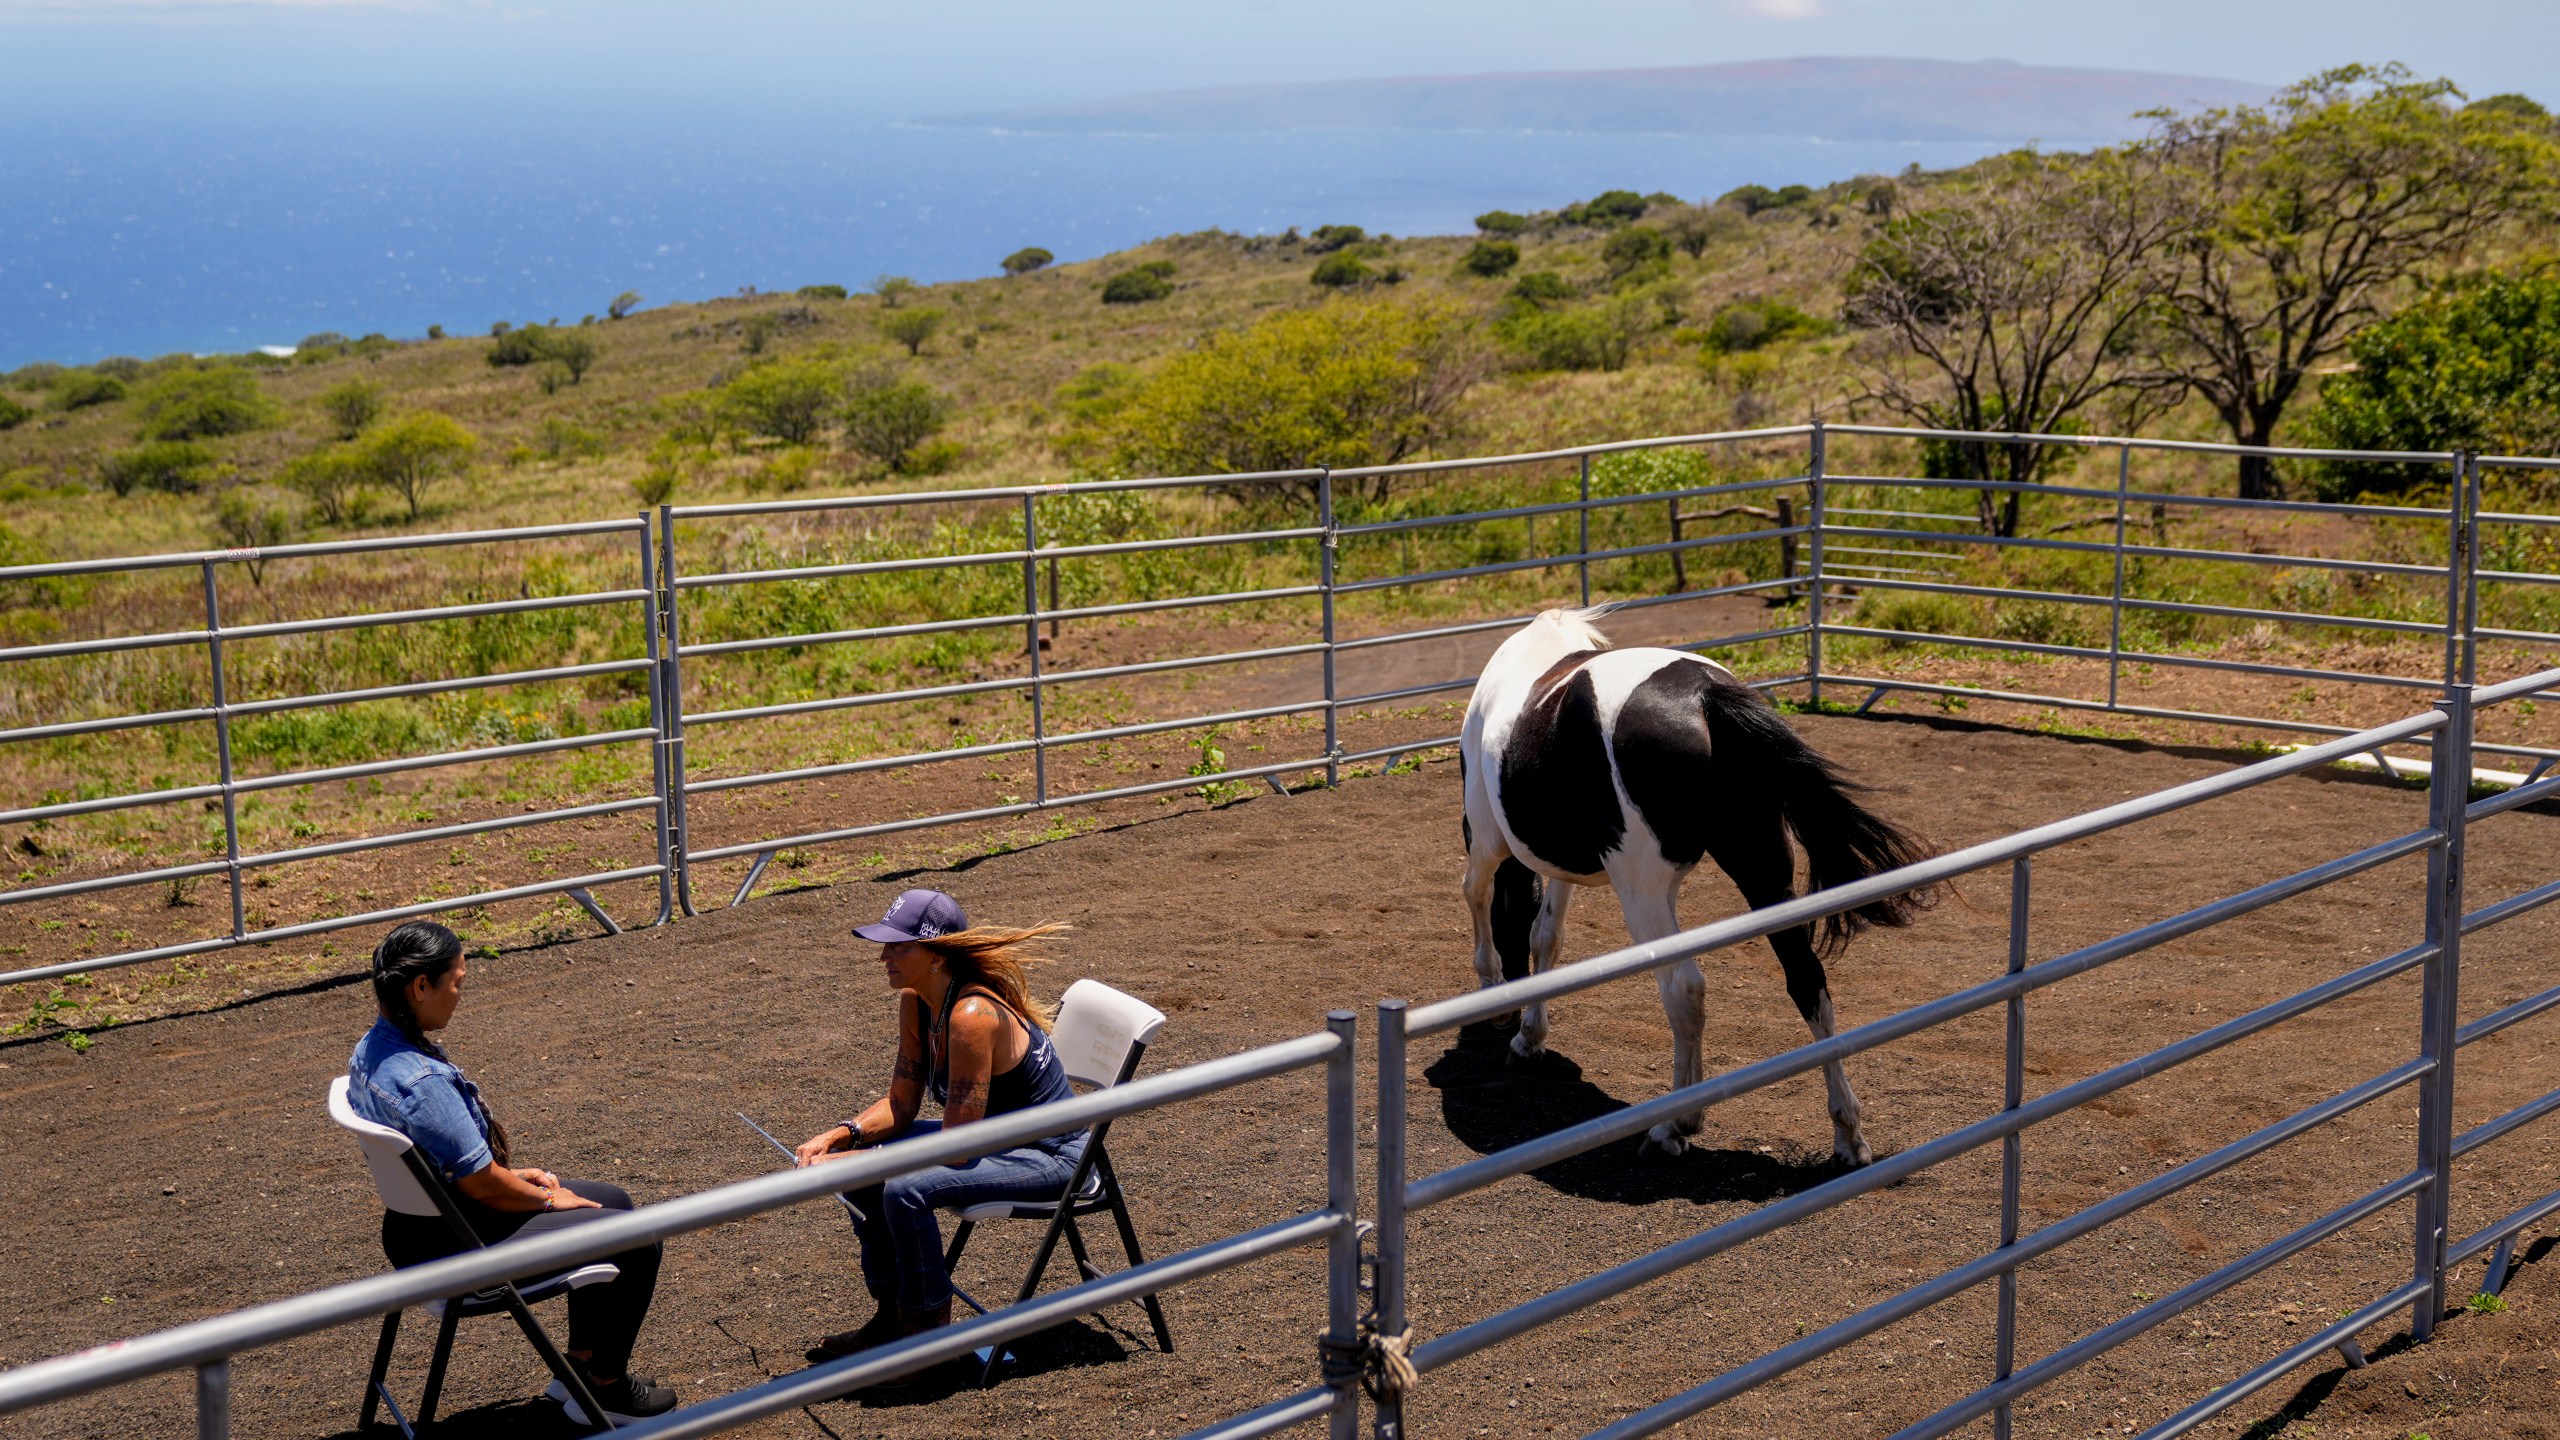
[854,888,970,944]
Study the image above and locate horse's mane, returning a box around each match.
[1538,605,1617,652]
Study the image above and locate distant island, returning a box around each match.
[932,56,2274,144]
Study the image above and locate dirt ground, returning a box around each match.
[4,708,2559,1440]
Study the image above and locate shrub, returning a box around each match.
[0,395,27,431]
[1560,189,1648,227]
[543,329,600,384]
[1699,298,1830,354]
[1509,271,1575,306]
[316,379,383,441]
[1305,224,1367,253]
[632,439,704,506]
[1001,247,1054,275]
[1109,297,1485,492]
[1101,267,1175,304]
[794,283,849,301]
[51,371,126,410]
[868,274,918,308]
[100,441,219,496]
[355,412,478,519]
[1459,239,1520,277]
[1497,293,1657,372]
[609,290,644,319]
[841,369,952,473]
[486,324,552,366]
[132,366,279,441]
[1311,253,1376,288]
[1720,183,1814,215]
[882,306,945,356]
[2305,272,2560,499]
[1992,601,2095,649]
[1475,210,1529,237]
[740,311,782,355]
[1856,591,1981,645]
[1601,225,1673,279]
[715,358,841,446]
[1662,207,1729,258]
[279,445,372,524]
[209,490,295,582]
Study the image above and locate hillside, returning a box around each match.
[935,57,2275,143]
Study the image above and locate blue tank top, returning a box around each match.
[932,987,1080,1139]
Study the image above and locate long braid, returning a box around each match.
[371,921,510,1168]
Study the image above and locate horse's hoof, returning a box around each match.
[1504,1041,1547,1073]
[1835,1138,1876,1168]
[1640,1125,1691,1158]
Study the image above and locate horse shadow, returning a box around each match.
[1423,1021,1845,1208]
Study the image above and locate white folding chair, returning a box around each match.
[328,1076,620,1434]
[941,979,1172,1380]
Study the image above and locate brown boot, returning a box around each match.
[870,1301,968,1390]
[805,1304,900,1364]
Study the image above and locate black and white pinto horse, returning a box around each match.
[1460,608,1939,1164]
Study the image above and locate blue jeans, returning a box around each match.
[846,1120,1087,1311]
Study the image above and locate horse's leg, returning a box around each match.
[1704,811,1875,1167]
[1461,833,1508,995]
[1510,880,1575,1061]
[1608,876,1703,1155]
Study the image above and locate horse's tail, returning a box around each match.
[1702,681,1941,957]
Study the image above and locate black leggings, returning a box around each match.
[381,1179,663,1378]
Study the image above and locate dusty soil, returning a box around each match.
[5,707,2559,1439]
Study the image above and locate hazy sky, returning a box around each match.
[1,0,2554,119]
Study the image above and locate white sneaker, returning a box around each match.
[544,1371,678,1426]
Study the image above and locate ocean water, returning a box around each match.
[0,112,2009,368]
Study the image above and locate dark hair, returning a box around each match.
[370,921,509,1166]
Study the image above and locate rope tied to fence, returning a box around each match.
[1318,1321,1417,1402]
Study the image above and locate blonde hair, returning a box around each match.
[922,922,1068,1032]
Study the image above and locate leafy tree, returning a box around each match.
[317,379,383,441]
[1560,189,1648,227]
[210,490,294,583]
[2303,272,2560,498]
[715,358,840,446]
[1305,225,1367,253]
[1459,239,1520,277]
[1662,206,1730,258]
[1109,298,1488,499]
[544,329,600,384]
[100,441,219,496]
[1844,147,2189,534]
[356,412,478,519]
[1002,247,1054,275]
[1474,210,1529,237]
[609,291,644,320]
[840,368,952,473]
[882,306,946,356]
[1602,225,1673,280]
[1102,264,1176,304]
[868,274,918,308]
[0,395,27,431]
[279,445,371,524]
[486,324,554,366]
[134,367,280,441]
[2138,64,2560,498]
[795,283,850,300]
[51,371,125,410]
[1719,183,1812,216]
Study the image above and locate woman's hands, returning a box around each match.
[794,1125,856,1166]
[515,1167,560,1190]
[458,1161,601,1211]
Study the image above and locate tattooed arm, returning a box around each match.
[795,990,933,1164]
[938,995,1004,1132]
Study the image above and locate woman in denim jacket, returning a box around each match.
[348,921,677,1425]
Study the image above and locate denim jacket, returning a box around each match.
[348,1016,496,1184]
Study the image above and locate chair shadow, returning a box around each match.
[844,1315,1136,1409]
[313,1392,581,1439]
[1424,1020,1846,1207]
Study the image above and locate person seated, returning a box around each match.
[795,889,1089,1371]
[346,920,679,1425]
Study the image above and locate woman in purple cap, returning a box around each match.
[793,888,1087,1368]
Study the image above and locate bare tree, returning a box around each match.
[2138,65,2557,498]
[1843,148,2188,534]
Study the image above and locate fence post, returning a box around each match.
[2107,444,2130,712]
[195,1358,230,1440]
[1320,469,1340,789]
[655,505,697,917]
[1993,855,2030,1440]
[1806,422,1827,706]
[1577,453,1593,606]
[1372,997,1410,1440]
[1022,493,1049,806]
[2413,680,2472,1342]
[199,562,245,943]
[637,516,674,927]
[2462,452,2481,688]
[1324,1008,1362,1440]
